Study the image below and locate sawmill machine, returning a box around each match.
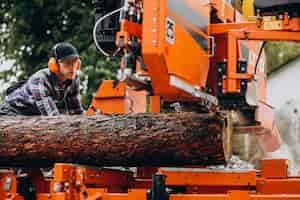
[87,0,300,153]
[1,0,300,199]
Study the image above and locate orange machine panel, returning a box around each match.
[87,80,126,115]
[142,0,208,100]
[142,0,178,98]
[165,0,210,87]
[260,159,288,179]
[159,168,257,187]
[87,80,148,115]
[95,80,126,98]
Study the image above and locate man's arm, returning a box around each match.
[67,76,84,115]
[29,78,60,116]
[67,93,84,115]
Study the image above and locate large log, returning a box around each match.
[0,112,230,167]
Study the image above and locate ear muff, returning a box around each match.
[76,59,81,71]
[48,57,60,73]
[48,43,60,73]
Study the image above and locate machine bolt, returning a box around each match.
[4,177,12,192]
[53,182,62,193]
[64,182,70,188]
[76,181,81,187]
[6,193,12,198]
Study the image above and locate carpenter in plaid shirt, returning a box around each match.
[0,42,84,116]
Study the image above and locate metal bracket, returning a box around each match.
[169,75,218,107]
[208,36,215,57]
[147,174,169,200]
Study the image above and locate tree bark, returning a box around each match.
[0,112,230,167]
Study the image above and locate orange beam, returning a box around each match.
[256,178,300,195]
[78,167,133,187]
[210,22,258,34]
[227,31,239,93]
[228,72,253,80]
[171,194,228,200]
[210,18,300,34]
[93,190,300,200]
[250,194,300,200]
[37,193,66,200]
[230,30,300,41]
[158,168,257,186]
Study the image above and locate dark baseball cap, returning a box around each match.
[51,42,79,61]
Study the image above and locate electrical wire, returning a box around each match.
[93,7,124,57]
[254,41,266,74]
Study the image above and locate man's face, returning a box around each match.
[58,57,80,80]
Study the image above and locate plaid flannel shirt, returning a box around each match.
[4,68,84,116]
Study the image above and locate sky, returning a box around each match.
[267,56,300,109]
[0,58,13,72]
[0,58,14,92]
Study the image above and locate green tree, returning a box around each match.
[0,0,118,108]
[265,42,300,74]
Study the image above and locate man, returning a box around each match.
[0,42,84,116]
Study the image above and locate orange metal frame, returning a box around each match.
[0,170,23,200]
[2,159,300,200]
[88,1,299,154]
[116,20,142,49]
[3,1,300,200]
[210,17,300,93]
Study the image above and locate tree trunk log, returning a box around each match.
[0,112,230,167]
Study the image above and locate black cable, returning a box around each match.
[254,41,266,74]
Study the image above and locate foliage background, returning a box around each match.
[265,42,300,74]
[0,1,300,107]
[0,0,118,108]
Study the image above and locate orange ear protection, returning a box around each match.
[48,57,60,73]
[76,59,81,71]
[48,43,59,73]
[48,44,81,73]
